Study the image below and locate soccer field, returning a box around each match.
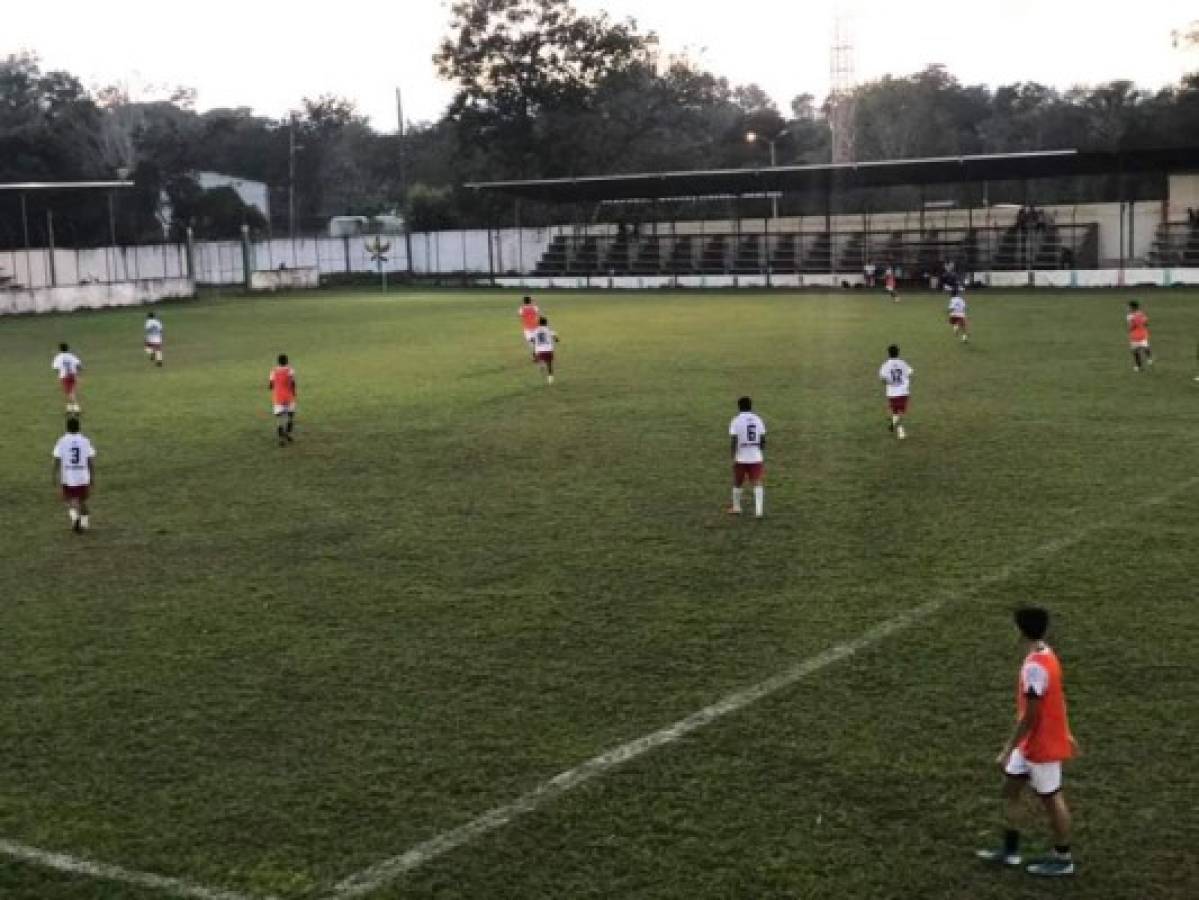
[0,287,1196,899]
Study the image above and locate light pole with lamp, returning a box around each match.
[745,127,789,219]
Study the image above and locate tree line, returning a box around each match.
[2,0,1197,245]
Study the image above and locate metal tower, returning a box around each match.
[829,13,856,164]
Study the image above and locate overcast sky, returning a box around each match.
[4,0,1196,129]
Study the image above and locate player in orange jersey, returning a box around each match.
[519,296,541,356]
[977,606,1079,877]
[1126,300,1152,371]
[268,353,297,446]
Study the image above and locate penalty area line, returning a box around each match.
[0,839,275,900]
[326,475,1198,899]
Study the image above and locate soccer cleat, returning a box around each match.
[976,848,1022,867]
[1026,856,1074,877]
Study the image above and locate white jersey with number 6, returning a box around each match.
[52,434,96,487]
[145,318,163,343]
[532,327,556,352]
[948,296,967,317]
[879,359,913,397]
[729,412,766,464]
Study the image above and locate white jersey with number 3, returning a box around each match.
[145,318,163,343]
[532,327,556,352]
[948,296,967,317]
[879,359,913,397]
[729,412,766,464]
[52,434,96,487]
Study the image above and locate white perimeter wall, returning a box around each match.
[0,210,1180,291]
[0,278,195,316]
[0,229,555,290]
[493,268,1199,290]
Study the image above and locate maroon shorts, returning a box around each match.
[888,395,909,414]
[145,341,162,350]
[61,375,76,394]
[733,462,765,485]
[61,484,90,501]
[949,315,966,326]
[535,350,554,363]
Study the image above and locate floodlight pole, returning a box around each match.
[768,141,779,219]
[746,128,787,218]
[20,193,30,251]
[46,209,57,287]
[288,118,298,240]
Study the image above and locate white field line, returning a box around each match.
[328,475,1199,899]
[0,838,274,900]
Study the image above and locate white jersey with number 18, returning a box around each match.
[879,359,913,397]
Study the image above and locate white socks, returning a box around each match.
[68,508,79,523]
[753,486,764,517]
[731,487,744,513]
[80,515,89,530]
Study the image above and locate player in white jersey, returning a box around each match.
[144,312,164,366]
[948,292,969,342]
[531,316,559,384]
[878,344,914,440]
[51,417,96,532]
[728,396,767,518]
[51,342,84,413]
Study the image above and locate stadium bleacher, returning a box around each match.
[527,221,1100,278]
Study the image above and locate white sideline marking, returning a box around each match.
[328,476,1198,899]
[0,838,271,900]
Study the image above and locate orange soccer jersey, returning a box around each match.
[270,365,296,404]
[1128,311,1149,343]
[520,305,540,329]
[1016,646,1075,763]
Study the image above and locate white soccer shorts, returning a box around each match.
[1005,748,1062,796]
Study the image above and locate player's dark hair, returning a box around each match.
[59,342,68,352]
[1128,300,1139,310]
[278,353,288,365]
[147,312,156,319]
[888,344,900,358]
[538,316,547,326]
[1014,606,1050,641]
[65,417,80,433]
[738,396,752,411]
[523,296,532,303]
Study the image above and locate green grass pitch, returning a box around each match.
[0,287,1196,899]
